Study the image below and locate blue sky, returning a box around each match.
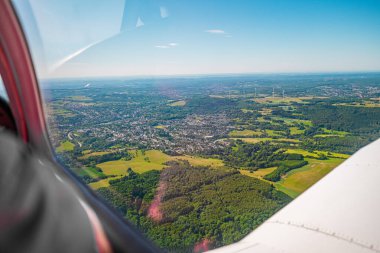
[14,0,380,78]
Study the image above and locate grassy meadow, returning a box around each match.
[56,141,75,152]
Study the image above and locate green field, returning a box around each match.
[229,129,263,137]
[334,101,380,108]
[230,137,300,144]
[314,134,341,138]
[289,127,305,135]
[54,108,76,117]
[285,149,320,158]
[97,150,170,175]
[285,148,350,159]
[254,96,327,104]
[265,129,285,137]
[314,128,349,138]
[258,108,272,115]
[79,151,112,159]
[69,95,92,101]
[56,141,75,152]
[241,109,255,113]
[176,155,224,167]
[315,151,350,159]
[238,155,346,198]
[97,150,225,176]
[76,166,105,178]
[257,117,269,123]
[89,176,123,190]
[75,166,115,190]
[239,167,277,179]
[209,95,225,98]
[253,97,305,104]
[271,116,313,126]
[169,100,186,106]
[274,158,345,198]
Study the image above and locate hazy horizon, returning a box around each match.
[40,71,380,82]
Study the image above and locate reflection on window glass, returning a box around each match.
[0,75,9,101]
[13,0,380,252]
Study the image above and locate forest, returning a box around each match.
[97,162,291,252]
[301,104,380,135]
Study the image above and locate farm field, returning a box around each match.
[56,140,75,152]
[290,127,305,135]
[89,176,123,189]
[314,128,350,138]
[69,95,92,101]
[97,149,225,175]
[241,108,255,113]
[240,157,346,198]
[271,116,313,126]
[53,108,77,117]
[274,158,345,198]
[176,155,224,167]
[285,149,350,159]
[239,167,277,179]
[265,129,285,136]
[79,151,112,159]
[334,101,380,108]
[229,137,300,144]
[253,97,310,104]
[76,166,105,178]
[228,129,262,137]
[97,150,170,175]
[169,100,186,106]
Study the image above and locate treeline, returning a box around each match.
[223,141,283,169]
[155,96,240,121]
[222,142,309,182]
[264,160,308,182]
[97,168,160,216]
[80,150,132,164]
[301,104,380,135]
[301,136,372,154]
[75,166,108,184]
[271,108,298,119]
[186,96,239,114]
[222,141,305,170]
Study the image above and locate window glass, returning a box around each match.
[0,75,9,101]
[0,74,14,133]
[12,0,380,252]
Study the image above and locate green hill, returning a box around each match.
[96,162,291,252]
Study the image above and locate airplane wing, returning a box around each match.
[209,138,380,253]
